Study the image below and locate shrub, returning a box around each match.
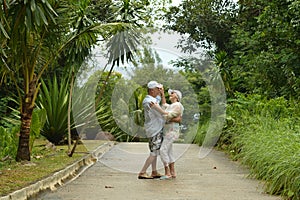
[219,93,300,200]
[0,126,18,162]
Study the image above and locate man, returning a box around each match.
[138,81,181,179]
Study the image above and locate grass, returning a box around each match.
[221,95,300,200]
[194,94,300,200]
[0,138,106,197]
[234,116,300,199]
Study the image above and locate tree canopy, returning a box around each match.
[166,0,300,99]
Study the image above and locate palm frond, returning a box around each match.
[106,27,141,67]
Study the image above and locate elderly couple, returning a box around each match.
[138,81,184,180]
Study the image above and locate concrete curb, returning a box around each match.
[0,141,115,200]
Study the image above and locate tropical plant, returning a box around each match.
[0,0,144,161]
[0,126,18,161]
[0,96,19,128]
[95,71,137,141]
[121,86,147,141]
[222,93,300,200]
[0,106,46,160]
[96,98,125,140]
[36,75,71,144]
[213,51,233,97]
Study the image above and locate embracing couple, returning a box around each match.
[138,81,184,180]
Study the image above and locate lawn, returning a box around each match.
[0,139,106,197]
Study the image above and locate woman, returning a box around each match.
[151,88,184,179]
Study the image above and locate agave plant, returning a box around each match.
[36,75,71,144]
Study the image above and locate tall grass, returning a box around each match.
[195,93,300,200]
[234,116,300,199]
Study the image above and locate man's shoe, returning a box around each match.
[138,173,153,179]
[151,173,162,178]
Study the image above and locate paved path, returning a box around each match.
[32,142,281,200]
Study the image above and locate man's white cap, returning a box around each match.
[147,81,162,89]
[168,89,182,102]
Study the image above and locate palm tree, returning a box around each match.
[0,0,140,161]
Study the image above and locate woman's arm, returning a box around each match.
[150,102,168,115]
[160,87,166,105]
[151,102,182,121]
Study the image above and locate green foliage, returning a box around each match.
[236,117,300,199]
[111,0,151,25]
[0,97,19,128]
[88,0,114,23]
[29,108,47,151]
[218,93,300,200]
[97,97,131,141]
[0,105,45,160]
[166,0,300,198]
[230,0,300,98]
[213,51,233,97]
[95,72,145,142]
[186,122,207,145]
[165,0,300,99]
[37,75,71,144]
[0,126,18,161]
[111,82,147,141]
[0,97,46,158]
[165,0,238,52]
[82,70,129,141]
[1,0,148,161]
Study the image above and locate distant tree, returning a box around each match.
[231,0,300,98]
[163,0,300,99]
[163,0,237,99]
[165,0,238,54]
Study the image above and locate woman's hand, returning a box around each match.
[159,87,164,96]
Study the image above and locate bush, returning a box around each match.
[219,93,300,200]
[0,103,46,164]
[235,116,300,199]
[0,126,18,162]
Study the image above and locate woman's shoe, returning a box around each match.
[159,175,172,180]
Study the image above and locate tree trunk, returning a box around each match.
[68,70,74,154]
[16,76,36,161]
